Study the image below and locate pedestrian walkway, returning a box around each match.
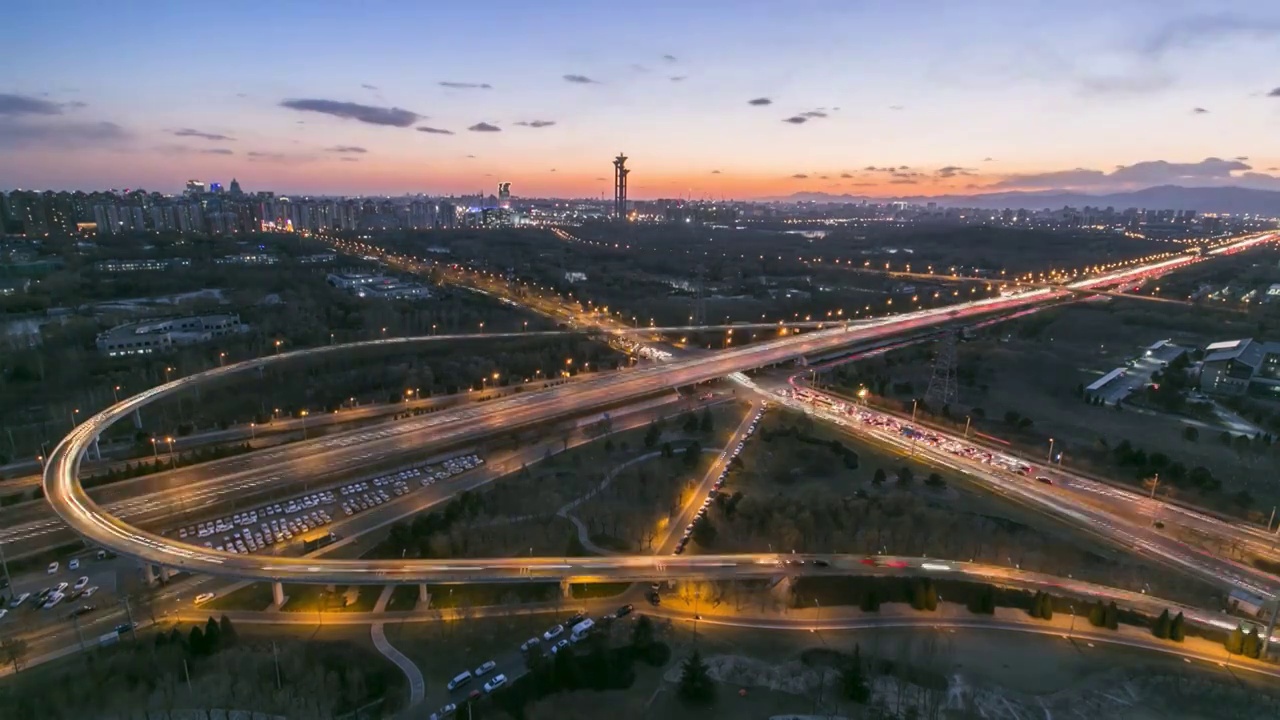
[371,586,425,710]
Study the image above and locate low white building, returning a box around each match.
[95,314,248,357]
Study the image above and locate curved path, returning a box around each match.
[41,240,1265,587]
[371,586,425,709]
[47,285,1091,584]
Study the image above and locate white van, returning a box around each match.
[446,670,472,691]
[570,618,595,643]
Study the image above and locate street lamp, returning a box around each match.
[112,385,121,403]
[300,410,309,439]
[249,422,256,440]
[274,340,282,355]
[70,408,80,428]
[963,415,971,438]
[218,351,227,366]
[150,437,158,459]
[164,436,175,457]
[1047,437,1056,463]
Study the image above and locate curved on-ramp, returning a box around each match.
[41,243,1244,587]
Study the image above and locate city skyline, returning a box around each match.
[4,1,1280,198]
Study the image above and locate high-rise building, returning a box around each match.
[497,182,511,209]
[186,179,206,196]
[229,178,243,196]
[613,153,629,220]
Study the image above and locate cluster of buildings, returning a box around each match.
[95,313,248,357]
[1197,339,1280,398]
[326,272,431,300]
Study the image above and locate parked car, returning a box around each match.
[194,592,215,606]
[474,660,497,677]
[542,624,564,641]
[614,604,634,618]
[483,674,507,694]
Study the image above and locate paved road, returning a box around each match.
[778,381,1280,600]
[42,236,1275,586]
[370,586,425,709]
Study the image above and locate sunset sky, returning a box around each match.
[3,0,1280,199]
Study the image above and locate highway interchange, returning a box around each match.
[6,230,1274,685]
[41,232,1274,585]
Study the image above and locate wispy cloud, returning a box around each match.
[361,83,379,90]
[202,148,234,155]
[800,109,828,118]
[663,54,678,62]
[1191,107,1210,114]
[0,93,64,116]
[711,170,721,174]
[936,166,976,178]
[563,74,599,84]
[247,151,315,163]
[782,116,808,124]
[839,172,853,179]
[747,97,772,106]
[468,122,501,132]
[1140,14,1280,58]
[326,145,367,153]
[340,157,360,162]
[416,126,454,135]
[889,105,904,111]
[439,81,493,90]
[172,128,235,141]
[279,98,420,127]
[791,173,809,179]
[514,120,555,128]
[670,75,687,82]
[0,119,129,148]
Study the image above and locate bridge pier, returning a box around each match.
[140,562,157,586]
[158,565,171,583]
[132,408,142,429]
[418,584,430,608]
[560,579,573,599]
[271,581,287,609]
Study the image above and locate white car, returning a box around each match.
[69,558,80,571]
[482,674,507,694]
[82,586,99,597]
[73,576,89,591]
[474,660,497,677]
[9,593,29,608]
[194,592,215,606]
[543,624,564,641]
[47,562,59,575]
[0,608,7,620]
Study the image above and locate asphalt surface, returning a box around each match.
[778,381,1280,599]
[41,236,1278,586]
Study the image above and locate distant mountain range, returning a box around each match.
[772,185,1280,216]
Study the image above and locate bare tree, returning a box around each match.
[0,634,29,674]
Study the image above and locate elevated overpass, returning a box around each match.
[40,233,1274,588]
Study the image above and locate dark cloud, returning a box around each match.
[890,179,918,185]
[515,120,556,128]
[416,126,454,135]
[173,128,235,141]
[246,151,315,164]
[898,165,910,170]
[1141,15,1280,58]
[670,75,687,82]
[819,175,829,180]
[279,98,420,127]
[782,116,808,124]
[1235,156,1249,161]
[1269,87,1280,97]
[361,83,378,90]
[893,171,922,179]
[0,93,64,116]
[936,166,976,178]
[439,81,493,90]
[1192,107,1210,114]
[563,74,599,84]
[711,170,721,174]
[326,145,367,153]
[0,119,128,148]
[550,168,557,172]
[991,157,1279,190]
[983,157,994,162]
[235,93,249,98]
[247,151,285,161]
[839,172,853,179]
[468,122,501,132]
[747,97,772,106]
[202,148,234,155]
[465,154,476,159]
[663,54,678,62]
[791,173,809,179]
[800,110,828,118]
